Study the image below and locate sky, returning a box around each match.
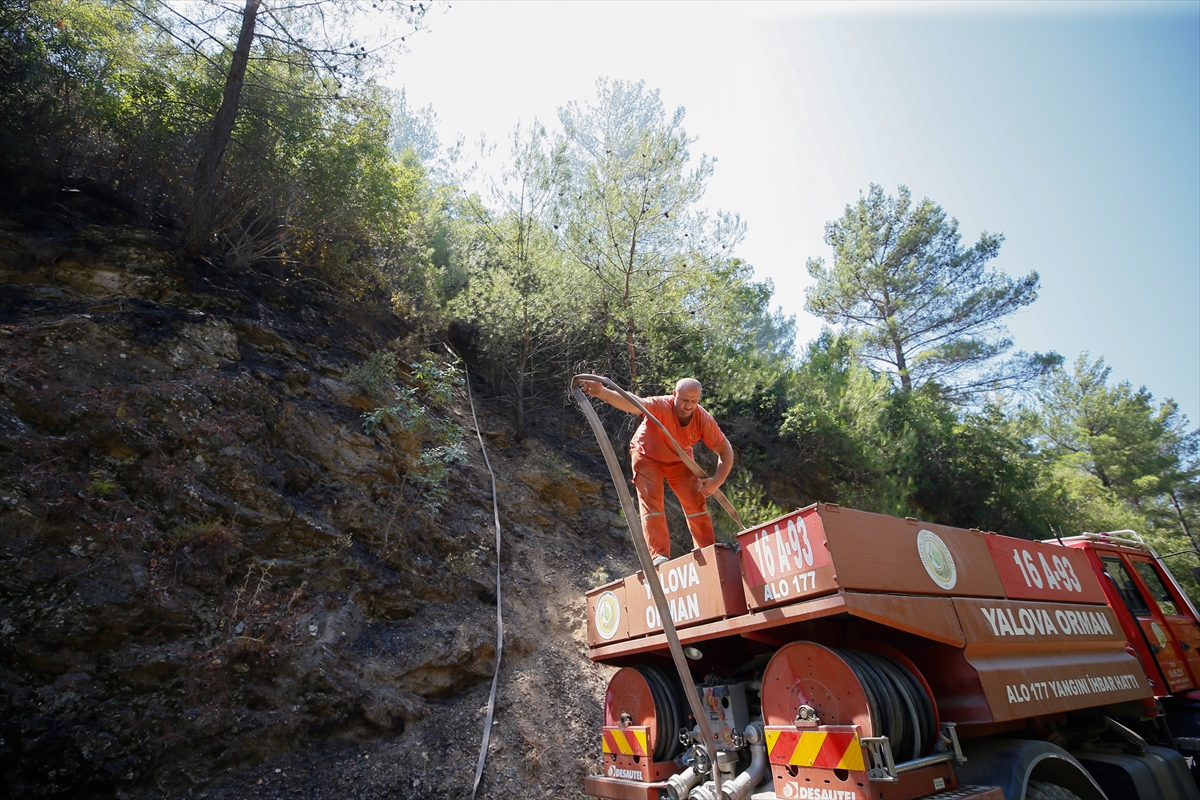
[377,1,1200,425]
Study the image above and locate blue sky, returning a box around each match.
[384,1,1200,424]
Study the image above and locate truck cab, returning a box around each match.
[1062,532,1200,745]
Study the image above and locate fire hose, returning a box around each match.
[571,373,743,797]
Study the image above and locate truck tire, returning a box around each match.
[1025,779,1083,800]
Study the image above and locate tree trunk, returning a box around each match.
[185,0,261,254]
[626,316,637,386]
[894,338,911,392]
[560,338,572,451]
[1170,491,1199,553]
[515,306,528,441]
[624,224,639,386]
[881,288,911,392]
[514,367,526,441]
[623,276,637,386]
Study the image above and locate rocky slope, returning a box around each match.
[0,203,664,799]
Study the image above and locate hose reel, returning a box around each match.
[605,665,688,762]
[761,642,938,764]
[836,648,937,762]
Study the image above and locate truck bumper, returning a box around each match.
[747,786,1004,800]
[584,774,668,800]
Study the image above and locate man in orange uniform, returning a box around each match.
[578,377,734,565]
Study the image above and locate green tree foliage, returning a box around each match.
[661,260,797,485]
[0,0,443,299]
[391,87,446,170]
[781,333,897,503]
[883,394,1053,535]
[121,0,430,251]
[175,1,436,271]
[806,184,1056,397]
[0,0,167,192]
[557,78,746,389]
[1038,355,1190,506]
[1031,355,1200,557]
[445,80,791,449]
[363,356,467,519]
[778,334,1053,536]
[452,121,573,440]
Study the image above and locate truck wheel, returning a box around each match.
[1025,779,1082,800]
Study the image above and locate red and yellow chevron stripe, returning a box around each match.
[601,726,649,757]
[765,729,865,771]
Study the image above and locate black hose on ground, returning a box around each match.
[450,352,505,800]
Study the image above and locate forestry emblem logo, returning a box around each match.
[595,591,621,640]
[917,529,957,590]
[1152,621,1169,650]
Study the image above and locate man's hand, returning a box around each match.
[698,477,724,498]
[576,377,643,415]
[577,378,603,397]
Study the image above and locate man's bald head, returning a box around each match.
[672,378,703,422]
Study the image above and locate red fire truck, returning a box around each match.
[584,505,1200,800]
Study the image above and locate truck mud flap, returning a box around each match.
[1071,744,1199,800]
[954,739,1106,800]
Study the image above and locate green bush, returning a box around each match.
[364,357,466,516]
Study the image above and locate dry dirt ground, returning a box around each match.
[171,422,670,800]
[0,205,711,800]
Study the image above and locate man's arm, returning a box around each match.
[576,378,643,415]
[698,436,734,498]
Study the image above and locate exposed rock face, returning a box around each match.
[0,215,637,798]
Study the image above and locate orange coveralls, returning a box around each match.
[630,396,728,560]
